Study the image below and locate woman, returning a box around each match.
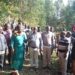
[11,24,27,71]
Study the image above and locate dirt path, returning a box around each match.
[0,51,59,75]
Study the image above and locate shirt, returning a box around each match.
[28,32,43,49]
[0,34,7,54]
[42,31,53,46]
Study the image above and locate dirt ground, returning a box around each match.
[0,51,66,75]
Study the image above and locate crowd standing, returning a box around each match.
[0,19,75,75]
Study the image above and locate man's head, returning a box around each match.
[50,26,54,32]
[33,27,37,33]
[37,27,41,32]
[4,23,11,30]
[46,26,50,32]
[17,23,23,32]
[60,31,66,38]
[66,31,71,37]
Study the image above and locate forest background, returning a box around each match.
[0,0,75,31]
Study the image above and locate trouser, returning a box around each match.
[72,60,75,75]
[29,47,39,68]
[8,46,12,64]
[0,54,5,68]
[58,51,67,75]
[67,50,72,73]
[43,46,51,67]
[51,44,55,55]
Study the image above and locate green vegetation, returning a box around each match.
[0,0,75,30]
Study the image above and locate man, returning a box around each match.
[57,31,69,75]
[0,26,8,69]
[3,23,12,65]
[28,27,43,69]
[42,26,53,69]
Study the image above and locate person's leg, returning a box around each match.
[8,46,12,65]
[51,45,54,55]
[47,47,51,67]
[62,57,67,75]
[29,48,34,67]
[43,46,47,67]
[58,52,67,75]
[72,60,75,75]
[58,52,64,75]
[0,54,4,70]
[34,49,39,68]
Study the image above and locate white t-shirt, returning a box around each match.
[0,34,7,54]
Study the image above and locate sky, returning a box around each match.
[53,0,68,6]
[63,0,68,6]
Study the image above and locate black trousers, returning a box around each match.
[8,46,12,64]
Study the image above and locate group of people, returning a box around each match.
[0,19,75,75]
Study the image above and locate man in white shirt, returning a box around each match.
[0,26,8,69]
[28,27,43,69]
[42,26,53,69]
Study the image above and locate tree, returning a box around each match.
[45,0,55,25]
